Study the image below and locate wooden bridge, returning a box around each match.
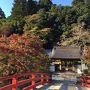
[0,72,90,90]
[0,72,51,90]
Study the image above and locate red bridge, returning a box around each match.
[0,72,90,90]
[0,72,52,90]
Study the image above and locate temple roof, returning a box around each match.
[49,47,82,59]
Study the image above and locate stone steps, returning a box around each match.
[52,72,79,81]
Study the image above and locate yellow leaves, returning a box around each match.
[82,45,90,65]
[0,54,6,60]
[24,14,40,23]
[41,28,51,33]
[60,24,90,46]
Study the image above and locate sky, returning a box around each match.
[0,0,73,17]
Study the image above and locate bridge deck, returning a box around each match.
[35,80,89,90]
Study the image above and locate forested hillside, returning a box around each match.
[0,0,90,48]
[0,0,90,76]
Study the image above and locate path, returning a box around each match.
[36,80,89,90]
[35,72,90,90]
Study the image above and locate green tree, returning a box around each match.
[72,3,88,23]
[50,5,61,13]
[0,8,5,19]
[86,0,90,5]
[27,0,38,15]
[24,8,63,48]
[0,19,24,36]
[72,0,85,5]
[39,0,52,11]
[24,13,51,40]
[11,0,27,20]
[0,23,15,37]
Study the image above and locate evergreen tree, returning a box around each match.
[72,0,85,5]
[11,0,27,20]
[0,8,5,19]
[85,0,90,25]
[27,0,37,15]
[86,0,90,6]
[39,0,52,11]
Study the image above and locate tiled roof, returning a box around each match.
[50,47,82,59]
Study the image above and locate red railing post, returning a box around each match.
[41,73,44,84]
[31,73,35,89]
[0,72,52,90]
[12,77,17,90]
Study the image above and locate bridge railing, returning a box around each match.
[80,76,90,88]
[0,72,52,90]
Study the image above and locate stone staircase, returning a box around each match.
[52,72,79,81]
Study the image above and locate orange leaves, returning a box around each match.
[0,33,49,76]
[0,34,43,56]
[82,45,90,65]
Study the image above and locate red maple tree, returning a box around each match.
[0,33,49,76]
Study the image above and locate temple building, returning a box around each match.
[46,46,87,73]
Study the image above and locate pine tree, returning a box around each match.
[39,0,52,11]
[72,0,85,5]
[11,0,27,20]
[27,0,37,15]
[0,8,5,19]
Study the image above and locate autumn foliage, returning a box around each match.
[83,45,90,65]
[0,33,49,76]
